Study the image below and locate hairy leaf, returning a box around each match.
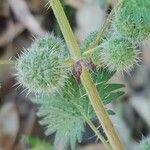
[31,68,124,150]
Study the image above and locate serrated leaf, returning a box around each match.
[31,67,125,150]
[104,84,125,93]
[93,68,124,105]
[94,68,116,83]
[32,76,94,150]
[35,93,85,150]
[103,91,125,105]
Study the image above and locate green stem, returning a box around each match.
[87,1,121,50]
[50,0,81,60]
[82,45,101,57]
[50,0,124,150]
[81,68,124,150]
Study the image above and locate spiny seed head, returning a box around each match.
[140,137,150,150]
[16,34,68,94]
[113,0,150,41]
[100,37,139,72]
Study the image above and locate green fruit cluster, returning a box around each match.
[100,38,139,71]
[16,34,68,93]
[114,0,150,41]
[81,0,149,72]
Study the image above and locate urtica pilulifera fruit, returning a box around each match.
[16,34,68,93]
[100,38,139,71]
[113,0,150,41]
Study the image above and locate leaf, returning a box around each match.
[94,68,116,83]
[93,68,124,105]
[31,67,125,150]
[103,91,125,105]
[32,77,93,150]
[104,84,125,93]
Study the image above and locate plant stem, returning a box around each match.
[81,68,124,150]
[50,0,124,149]
[82,2,121,58]
[50,0,81,60]
[87,1,121,51]
[82,45,101,57]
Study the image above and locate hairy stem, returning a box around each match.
[50,0,81,60]
[81,68,124,150]
[82,2,121,58]
[50,0,124,149]
[87,1,121,51]
[82,45,101,57]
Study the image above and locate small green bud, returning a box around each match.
[113,0,150,41]
[100,37,139,71]
[140,137,150,150]
[16,34,68,93]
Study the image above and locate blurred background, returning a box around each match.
[0,0,150,149]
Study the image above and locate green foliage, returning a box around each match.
[100,37,139,71]
[31,68,124,150]
[140,137,150,150]
[113,0,150,41]
[14,1,150,150]
[93,68,125,104]
[80,0,150,72]
[24,136,53,150]
[15,34,69,94]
